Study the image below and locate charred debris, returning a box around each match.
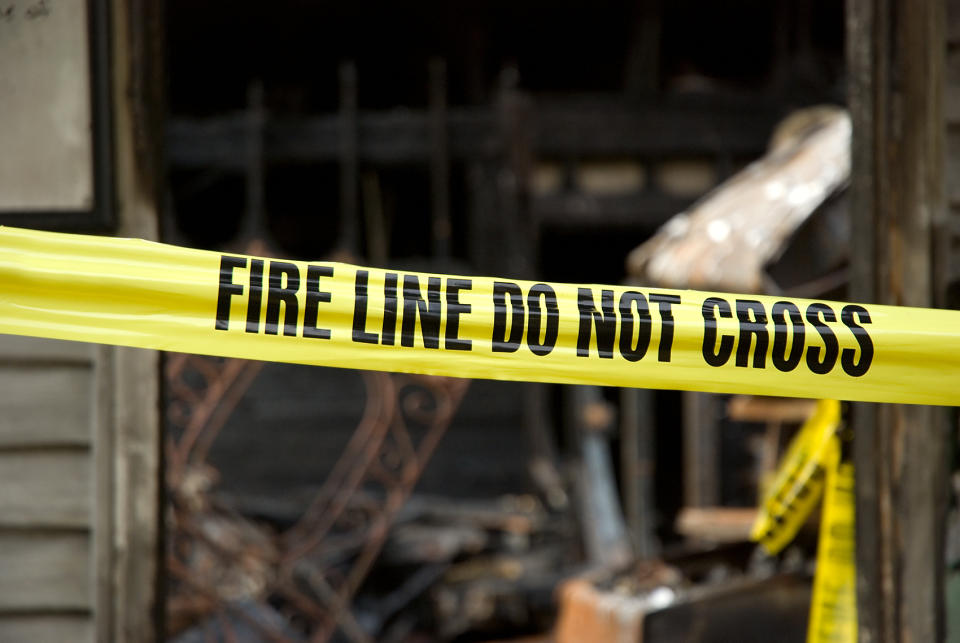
[162,1,852,640]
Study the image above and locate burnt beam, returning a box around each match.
[168,98,782,169]
[847,0,950,640]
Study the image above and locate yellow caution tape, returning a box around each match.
[751,400,855,641]
[0,226,958,405]
[751,400,841,555]
[807,458,856,643]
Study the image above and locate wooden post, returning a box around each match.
[241,80,264,241]
[573,386,633,569]
[428,58,452,260]
[620,387,658,559]
[847,0,950,640]
[339,61,359,255]
[100,1,165,640]
[682,392,719,508]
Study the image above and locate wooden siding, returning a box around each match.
[0,337,96,640]
[0,450,92,529]
[0,532,91,611]
[0,616,94,643]
[0,366,93,447]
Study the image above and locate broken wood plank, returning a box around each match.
[675,507,758,544]
[726,396,817,424]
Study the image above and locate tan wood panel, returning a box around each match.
[948,127,960,204]
[948,45,960,86]
[0,615,93,643]
[0,367,92,447]
[0,335,94,363]
[946,83,960,123]
[0,531,90,611]
[0,2,94,210]
[951,0,960,44]
[0,450,91,528]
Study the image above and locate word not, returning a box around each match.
[575,288,680,362]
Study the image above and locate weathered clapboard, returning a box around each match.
[0,335,97,641]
